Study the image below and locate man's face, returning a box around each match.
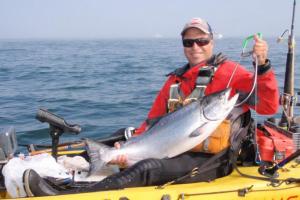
[183,28,214,67]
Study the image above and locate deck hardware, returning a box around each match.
[161,194,171,200]
[238,185,253,197]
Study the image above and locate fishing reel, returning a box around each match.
[279,91,300,122]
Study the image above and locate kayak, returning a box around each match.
[1,160,300,200]
[1,2,299,199]
[1,114,300,200]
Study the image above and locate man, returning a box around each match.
[23,18,279,196]
[113,17,279,165]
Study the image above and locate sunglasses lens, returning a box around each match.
[182,39,194,47]
[196,39,210,46]
[183,38,210,48]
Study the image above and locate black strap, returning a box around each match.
[195,66,216,86]
[194,53,227,86]
[230,116,251,153]
[157,148,230,189]
[196,148,229,172]
[157,149,229,188]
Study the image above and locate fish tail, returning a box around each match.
[85,138,111,176]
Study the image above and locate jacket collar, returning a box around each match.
[166,60,207,78]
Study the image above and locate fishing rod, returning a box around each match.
[259,0,300,177]
[280,0,297,129]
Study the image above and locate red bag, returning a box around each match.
[256,124,295,162]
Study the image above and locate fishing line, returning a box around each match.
[235,56,258,107]
[226,34,261,108]
[225,34,261,163]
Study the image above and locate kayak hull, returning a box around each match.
[1,162,299,200]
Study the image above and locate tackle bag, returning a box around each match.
[256,122,295,162]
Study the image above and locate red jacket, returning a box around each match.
[135,60,279,135]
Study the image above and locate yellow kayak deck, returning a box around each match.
[1,161,300,200]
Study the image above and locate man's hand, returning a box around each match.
[109,141,128,168]
[253,34,268,65]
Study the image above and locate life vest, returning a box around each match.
[168,65,217,113]
[167,61,244,154]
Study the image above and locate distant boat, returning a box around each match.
[214,33,223,39]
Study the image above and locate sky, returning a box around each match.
[0,0,299,39]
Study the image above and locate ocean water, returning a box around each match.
[0,38,299,149]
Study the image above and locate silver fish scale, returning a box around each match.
[120,101,202,162]
[87,89,238,173]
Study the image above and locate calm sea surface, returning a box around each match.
[0,38,299,150]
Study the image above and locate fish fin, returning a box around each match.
[189,126,203,137]
[189,131,200,137]
[85,138,111,176]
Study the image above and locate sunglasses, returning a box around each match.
[182,38,211,48]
